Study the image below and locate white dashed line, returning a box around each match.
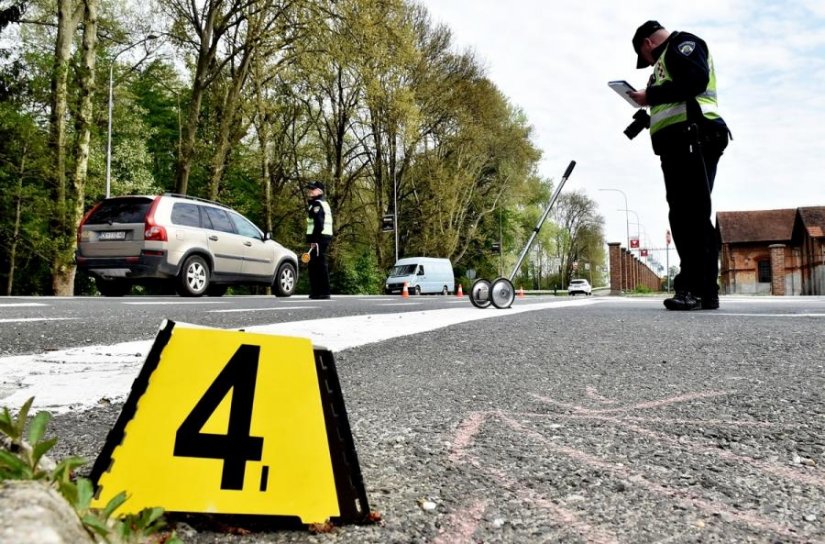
[208,306,316,313]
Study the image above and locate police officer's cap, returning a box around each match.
[632,20,664,68]
[305,181,325,191]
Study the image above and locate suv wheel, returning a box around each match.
[273,262,296,297]
[177,255,209,297]
[95,278,131,297]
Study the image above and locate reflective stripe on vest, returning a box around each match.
[649,44,720,135]
[306,200,333,236]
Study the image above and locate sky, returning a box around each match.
[420,0,825,271]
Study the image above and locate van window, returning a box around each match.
[171,203,201,227]
[85,197,153,224]
[390,264,417,276]
[417,266,425,275]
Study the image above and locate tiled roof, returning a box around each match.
[716,209,796,243]
[797,207,825,239]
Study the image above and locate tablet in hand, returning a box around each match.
[608,80,642,108]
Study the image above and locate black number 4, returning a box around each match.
[174,344,264,490]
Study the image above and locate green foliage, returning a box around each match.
[0,398,181,543]
[0,0,607,294]
[331,249,385,294]
[633,284,653,294]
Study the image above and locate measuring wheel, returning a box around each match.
[490,277,515,309]
[469,279,492,308]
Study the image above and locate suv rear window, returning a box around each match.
[86,197,154,225]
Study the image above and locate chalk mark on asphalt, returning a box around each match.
[446,389,820,542]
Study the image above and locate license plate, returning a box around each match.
[98,231,126,241]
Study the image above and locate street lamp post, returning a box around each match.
[106,35,157,198]
[599,188,630,251]
[618,208,642,254]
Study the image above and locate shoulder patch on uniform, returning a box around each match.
[678,41,696,56]
[313,205,321,213]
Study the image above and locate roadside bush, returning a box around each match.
[331,250,383,294]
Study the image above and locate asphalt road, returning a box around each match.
[2,294,825,543]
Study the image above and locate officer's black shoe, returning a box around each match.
[663,291,702,311]
[701,297,719,310]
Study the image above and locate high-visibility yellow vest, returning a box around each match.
[306,200,333,236]
[649,38,721,135]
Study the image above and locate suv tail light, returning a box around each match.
[144,196,167,241]
[77,202,102,244]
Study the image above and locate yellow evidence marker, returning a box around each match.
[90,320,370,525]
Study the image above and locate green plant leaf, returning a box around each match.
[0,407,13,436]
[51,456,87,484]
[56,479,78,505]
[0,449,28,475]
[14,397,34,438]
[81,514,110,537]
[32,437,57,468]
[27,410,51,445]
[76,477,94,510]
[100,491,128,519]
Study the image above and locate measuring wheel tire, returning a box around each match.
[469,278,493,308]
[490,277,516,309]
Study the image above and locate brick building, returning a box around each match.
[716,206,825,295]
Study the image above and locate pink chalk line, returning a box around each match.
[531,390,735,415]
[498,412,811,541]
[431,499,489,544]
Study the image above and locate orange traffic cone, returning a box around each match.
[517,287,525,298]
[402,282,409,298]
[456,284,464,298]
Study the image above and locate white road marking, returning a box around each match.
[0,298,602,413]
[379,302,423,306]
[705,313,825,318]
[0,318,76,324]
[209,306,316,313]
[122,301,229,305]
[0,303,49,308]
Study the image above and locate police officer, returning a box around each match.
[628,20,730,311]
[305,181,332,299]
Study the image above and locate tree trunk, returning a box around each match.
[53,0,98,296]
[207,47,253,200]
[48,0,82,295]
[6,149,26,296]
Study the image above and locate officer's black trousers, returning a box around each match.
[308,239,331,298]
[660,133,727,299]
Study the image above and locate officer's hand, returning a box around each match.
[629,89,648,107]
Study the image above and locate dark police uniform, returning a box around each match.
[306,183,333,299]
[638,22,730,310]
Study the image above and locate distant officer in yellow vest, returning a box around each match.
[305,181,333,299]
[628,20,731,311]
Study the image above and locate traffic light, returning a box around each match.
[381,214,394,232]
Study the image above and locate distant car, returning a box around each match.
[76,194,298,297]
[567,278,592,296]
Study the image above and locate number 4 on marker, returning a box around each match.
[174,344,264,490]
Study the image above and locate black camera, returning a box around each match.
[624,109,650,140]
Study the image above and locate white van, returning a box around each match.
[385,257,455,295]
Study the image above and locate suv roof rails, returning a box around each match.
[163,193,230,210]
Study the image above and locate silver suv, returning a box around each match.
[76,194,298,297]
